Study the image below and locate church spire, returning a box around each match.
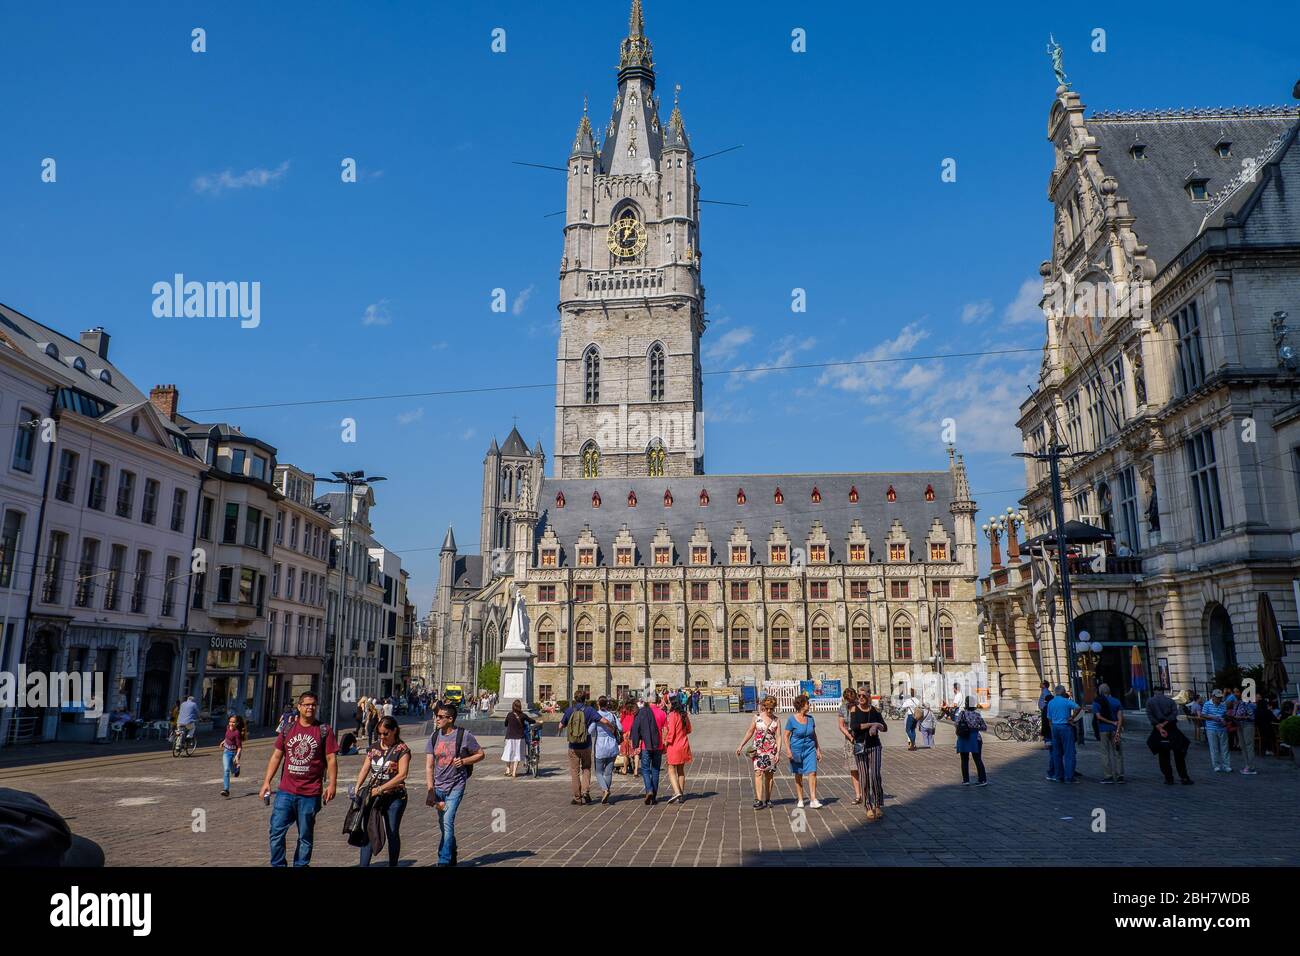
[664,83,690,150]
[571,96,597,157]
[619,0,654,79]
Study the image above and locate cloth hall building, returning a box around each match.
[430,3,983,705]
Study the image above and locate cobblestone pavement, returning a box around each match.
[2,714,1296,866]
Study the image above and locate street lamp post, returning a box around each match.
[318,470,385,729]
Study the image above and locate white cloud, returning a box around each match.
[817,322,930,395]
[461,427,476,440]
[397,408,424,425]
[431,340,449,351]
[1004,278,1045,325]
[512,284,535,316]
[703,326,754,362]
[192,161,290,195]
[961,300,993,324]
[362,300,392,326]
[728,335,817,388]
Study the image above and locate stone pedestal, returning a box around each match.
[492,645,539,717]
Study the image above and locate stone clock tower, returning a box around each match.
[554,0,705,480]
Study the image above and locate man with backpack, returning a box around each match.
[560,691,620,805]
[1092,682,1125,783]
[425,703,485,866]
[259,691,338,867]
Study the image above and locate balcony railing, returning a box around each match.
[1068,554,1142,576]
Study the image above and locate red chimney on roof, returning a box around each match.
[150,384,178,422]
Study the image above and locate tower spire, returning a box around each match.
[630,0,644,36]
[571,95,597,156]
[619,0,654,76]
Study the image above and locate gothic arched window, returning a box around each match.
[646,440,666,477]
[648,343,665,402]
[583,346,600,404]
[581,441,600,479]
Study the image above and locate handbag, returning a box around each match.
[614,753,627,769]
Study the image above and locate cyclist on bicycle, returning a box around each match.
[176,696,199,746]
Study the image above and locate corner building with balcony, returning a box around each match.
[431,3,983,705]
[979,79,1300,710]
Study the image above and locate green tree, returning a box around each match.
[477,661,500,694]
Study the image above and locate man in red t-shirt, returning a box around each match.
[259,691,338,866]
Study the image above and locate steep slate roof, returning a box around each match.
[0,303,144,406]
[1088,107,1299,271]
[453,555,485,590]
[314,492,348,522]
[536,472,954,567]
[499,427,532,458]
[1198,120,1300,233]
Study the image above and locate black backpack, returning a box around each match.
[455,727,474,778]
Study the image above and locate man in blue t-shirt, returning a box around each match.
[1092,683,1125,783]
[560,692,618,805]
[1045,686,1081,782]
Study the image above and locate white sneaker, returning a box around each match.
[808,799,823,809]
[1241,769,1257,775]
[796,799,805,808]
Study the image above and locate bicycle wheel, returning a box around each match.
[171,735,181,757]
[1011,722,1032,742]
[993,720,1013,741]
[184,735,197,757]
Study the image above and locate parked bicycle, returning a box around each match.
[992,711,1041,742]
[525,724,542,777]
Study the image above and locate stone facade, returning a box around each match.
[979,82,1300,710]
[431,4,983,706]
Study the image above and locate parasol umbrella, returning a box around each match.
[1129,645,1147,691]
[1022,520,1114,550]
[1257,593,1288,695]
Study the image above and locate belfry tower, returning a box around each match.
[553,0,705,479]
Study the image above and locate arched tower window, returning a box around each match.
[648,343,665,402]
[583,346,600,404]
[581,441,600,479]
[646,439,666,477]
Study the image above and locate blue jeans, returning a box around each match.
[639,748,662,796]
[432,786,465,865]
[269,792,322,867]
[221,749,237,791]
[1049,724,1076,781]
[359,793,407,867]
[594,755,615,793]
[1207,731,1230,770]
[905,714,917,744]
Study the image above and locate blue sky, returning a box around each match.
[2,0,1296,611]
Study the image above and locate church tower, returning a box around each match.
[480,428,544,564]
[554,0,705,480]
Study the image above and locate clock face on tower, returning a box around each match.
[607,214,647,258]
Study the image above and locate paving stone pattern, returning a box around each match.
[2,714,1296,866]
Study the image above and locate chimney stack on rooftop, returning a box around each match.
[80,327,110,359]
[150,384,178,422]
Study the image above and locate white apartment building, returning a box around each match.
[267,463,330,721]
[0,310,207,745]
[371,546,404,699]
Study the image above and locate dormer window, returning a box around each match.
[736,488,746,505]
[848,486,858,503]
[627,491,637,508]
[1215,140,1232,158]
[73,356,86,372]
[1186,179,1210,201]
[849,543,866,562]
[1129,144,1146,160]
[616,547,633,567]
[556,493,566,509]
[691,545,709,565]
[886,485,897,502]
[770,544,788,564]
[809,544,827,563]
[810,487,821,504]
[541,549,558,568]
[925,484,935,502]
[699,489,709,506]
[99,369,112,384]
[44,343,59,359]
[664,489,673,507]
[730,545,748,564]
[889,542,906,562]
[654,546,671,566]
[579,548,596,567]
[592,492,601,508]
[930,542,948,561]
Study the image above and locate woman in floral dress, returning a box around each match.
[736,695,783,809]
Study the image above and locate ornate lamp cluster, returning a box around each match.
[982,507,1026,569]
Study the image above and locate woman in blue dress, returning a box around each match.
[783,694,823,809]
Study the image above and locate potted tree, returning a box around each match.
[1279,716,1300,767]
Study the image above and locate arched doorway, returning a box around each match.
[1073,610,1151,709]
[1207,604,1236,675]
[20,629,57,740]
[141,642,175,721]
